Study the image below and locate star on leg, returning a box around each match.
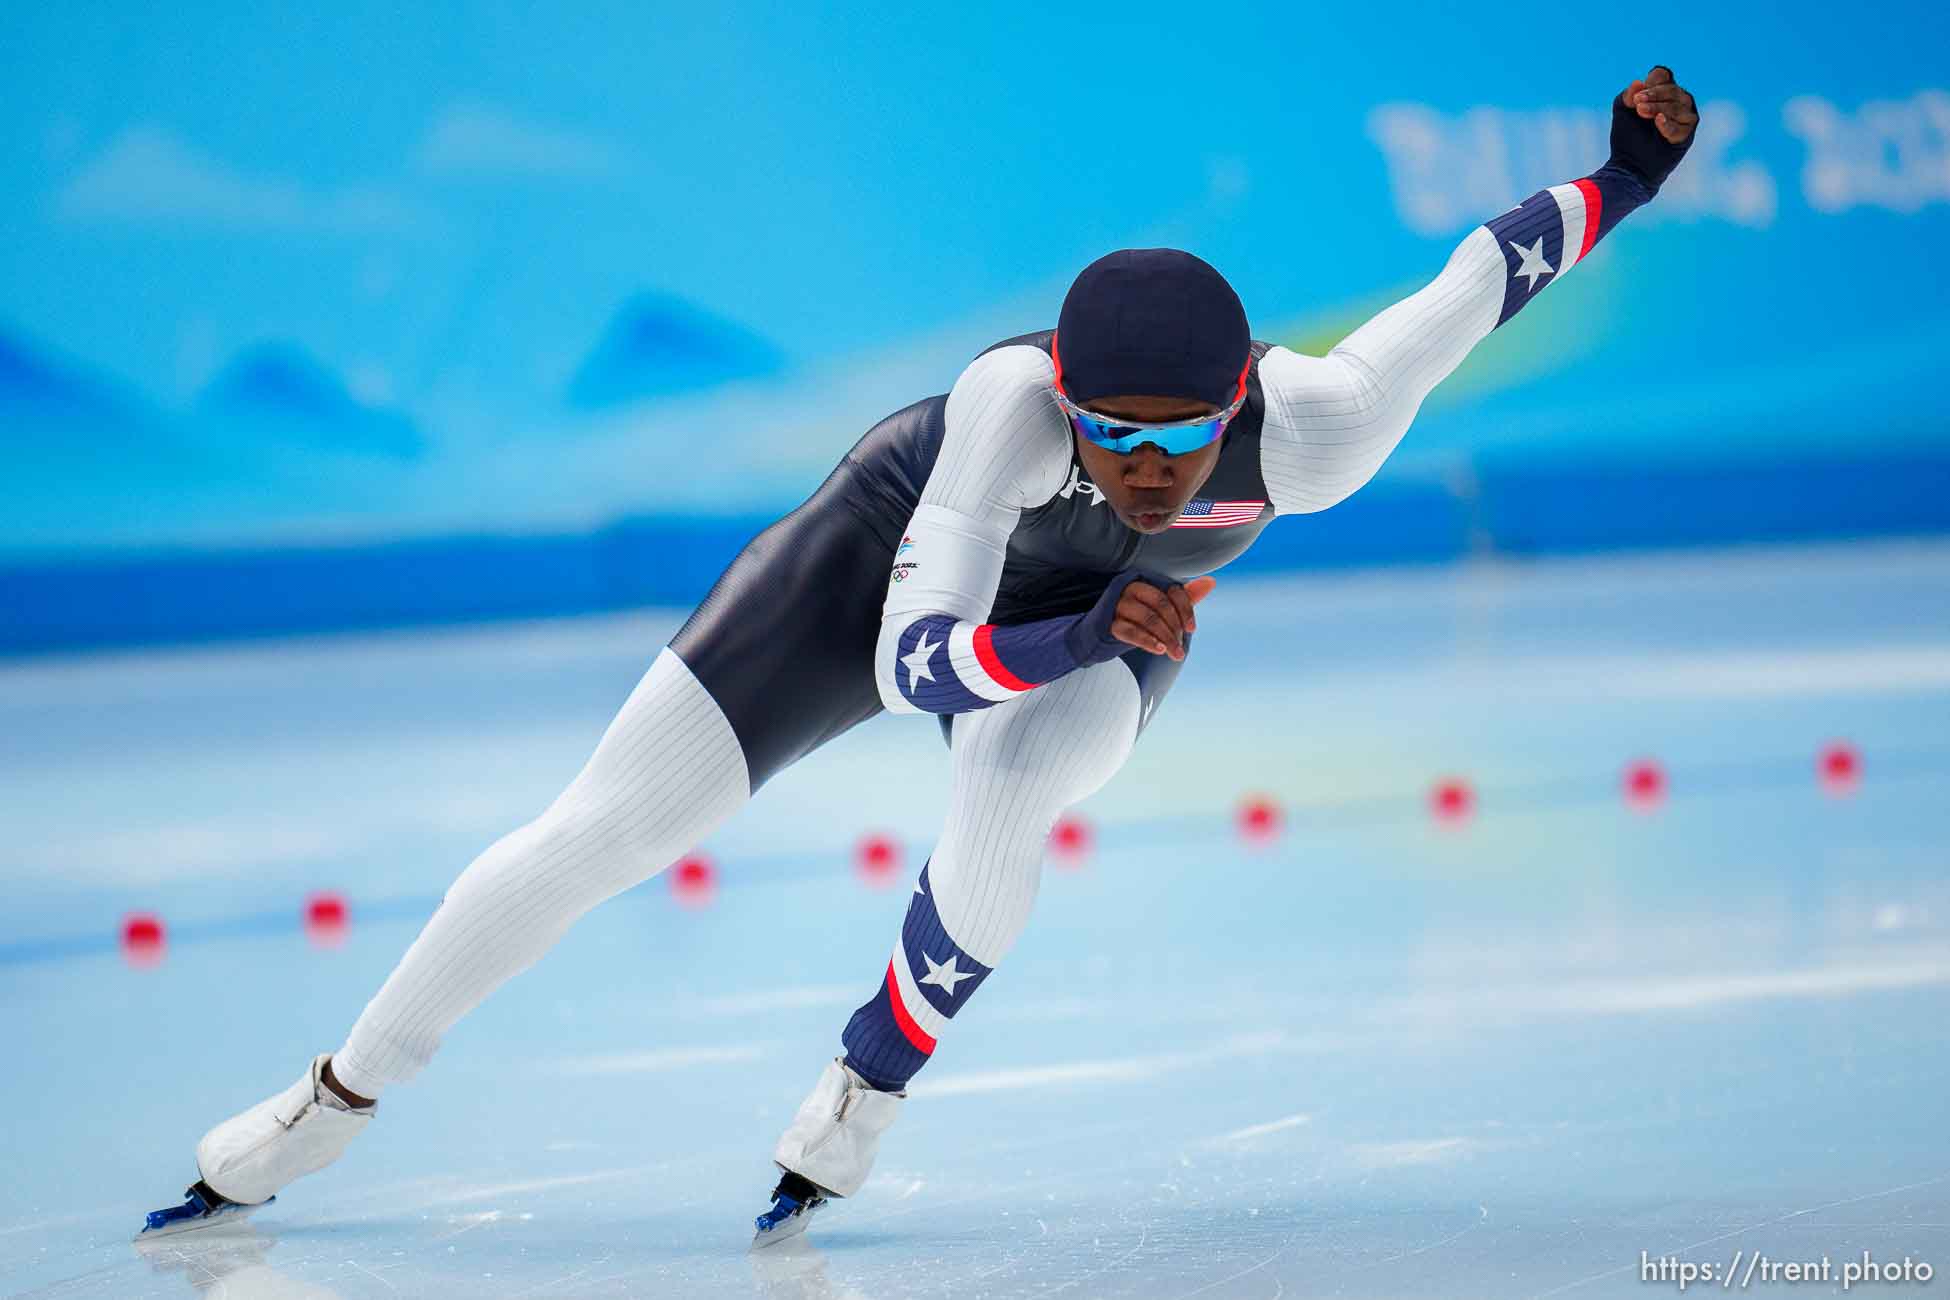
[918,950,975,996]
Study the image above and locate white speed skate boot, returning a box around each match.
[751,1057,904,1248]
[138,1054,374,1239]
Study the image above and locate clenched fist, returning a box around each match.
[1622,65,1698,145]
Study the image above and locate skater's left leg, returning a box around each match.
[842,656,1147,1091]
[772,647,1181,1204]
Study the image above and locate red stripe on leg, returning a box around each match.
[886,959,937,1053]
[972,624,1035,693]
[1574,178,1602,261]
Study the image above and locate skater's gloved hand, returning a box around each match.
[1611,65,1698,188]
[1065,569,1216,665]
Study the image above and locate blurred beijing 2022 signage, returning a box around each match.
[1,5,1946,556]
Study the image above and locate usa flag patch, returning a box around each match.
[1172,499,1264,528]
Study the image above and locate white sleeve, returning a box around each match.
[875,345,1072,714]
[1258,226,1504,515]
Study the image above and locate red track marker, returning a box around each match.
[120,912,166,968]
[1623,758,1667,813]
[855,833,902,887]
[1048,814,1092,867]
[303,891,350,948]
[670,854,718,907]
[1237,795,1282,844]
[1818,741,1862,797]
[1430,777,1475,826]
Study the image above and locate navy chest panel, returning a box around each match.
[987,333,1275,618]
[848,332,1281,623]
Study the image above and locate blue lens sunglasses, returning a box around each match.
[1049,336,1250,456]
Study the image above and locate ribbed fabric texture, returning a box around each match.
[1257,226,1505,516]
[876,347,1072,715]
[921,346,1073,527]
[332,648,749,1097]
[842,654,1141,1090]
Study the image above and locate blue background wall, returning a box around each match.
[5,3,1948,652]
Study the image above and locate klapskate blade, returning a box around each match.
[750,1205,818,1251]
[133,1195,271,1242]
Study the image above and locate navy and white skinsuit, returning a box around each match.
[327,139,1673,1105]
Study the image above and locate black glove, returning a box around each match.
[1607,68,1695,193]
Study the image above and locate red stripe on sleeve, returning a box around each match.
[1574,178,1603,262]
[972,624,1036,693]
[886,959,937,1053]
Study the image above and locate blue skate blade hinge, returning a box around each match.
[751,1192,824,1248]
[137,1185,273,1240]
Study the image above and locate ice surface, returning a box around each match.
[4,542,1948,1297]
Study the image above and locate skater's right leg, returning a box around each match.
[329,647,749,1098]
[180,457,901,1220]
[328,457,903,1101]
[187,648,750,1209]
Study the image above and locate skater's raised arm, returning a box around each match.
[1258,67,1698,515]
[875,346,1185,716]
